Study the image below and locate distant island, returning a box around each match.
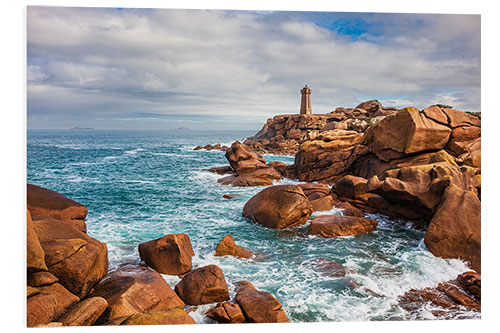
[70,126,94,130]
[171,126,191,131]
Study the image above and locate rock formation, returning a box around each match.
[215,235,253,259]
[138,233,195,275]
[242,185,313,229]
[174,265,230,305]
[307,215,378,237]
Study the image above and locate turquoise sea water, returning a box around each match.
[27,129,479,322]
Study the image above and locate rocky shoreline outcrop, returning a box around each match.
[27,184,289,327]
[202,100,481,274]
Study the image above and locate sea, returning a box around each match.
[27,129,480,322]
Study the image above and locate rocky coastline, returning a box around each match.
[27,99,481,326]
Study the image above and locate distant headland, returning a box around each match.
[70,126,94,131]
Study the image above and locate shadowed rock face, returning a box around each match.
[424,184,481,272]
[138,233,194,275]
[206,301,246,323]
[235,281,289,323]
[57,297,108,326]
[28,184,88,233]
[27,282,79,327]
[242,185,313,229]
[174,265,230,305]
[89,264,185,324]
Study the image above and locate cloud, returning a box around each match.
[27,7,480,129]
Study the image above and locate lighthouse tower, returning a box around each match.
[300,84,312,115]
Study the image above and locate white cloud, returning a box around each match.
[27,7,480,129]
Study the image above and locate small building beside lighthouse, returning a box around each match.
[300,84,312,115]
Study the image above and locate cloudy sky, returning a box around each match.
[27,6,480,130]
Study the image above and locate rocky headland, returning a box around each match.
[27,99,481,326]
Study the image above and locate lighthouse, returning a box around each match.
[300,84,312,115]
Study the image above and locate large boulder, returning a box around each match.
[27,209,47,272]
[367,162,478,219]
[88,264,184,323]
[235,281,289,323]
[138,233,194,275]
[294,130,363,183]
[57,297,108,326]
[362,107,452,161]
[225,141,268,175]
[27,184,88,233]
[333,175,367,199]
[120,309,195,325]
[174,265,230,305]
[32,216,108,297]
[298,183,331,201]
[27,282,79,327]
[242,185,313,229]
[215,235,253,259]
[355,100,382,113]
[217,167,281,187]
[424,184,481,272]
[307,215,378,237]
[206,301,246,323]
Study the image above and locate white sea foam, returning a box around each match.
[124,148,145,155]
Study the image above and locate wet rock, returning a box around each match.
[89,264,184,323]
[27,184,88,233]
[206,302,246,323]
[32,216,108,298]
[27,282,79,327]
[193,146,203,150]
[120,309,195,325]
[424,184,481,272]
[312,258,347,277]
[138,233,195,275]
[242,185,313,229]
[174,265,230,305]
[267,161,287,175]
[58,297,108,326]
[223,194,237,199]
[457,271,481,300]
[207,165,235,175]
[235,281,288,323]
[215,235,253,259]
[307,215,378,237]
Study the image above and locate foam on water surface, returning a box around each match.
[27,129,479,322]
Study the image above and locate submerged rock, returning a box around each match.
[242,185,313,229]
[235,281,289,323]
[174,265,230,305]
[138,233,195,275]
[307,215,378,237]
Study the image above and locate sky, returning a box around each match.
[26,6,481,130]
